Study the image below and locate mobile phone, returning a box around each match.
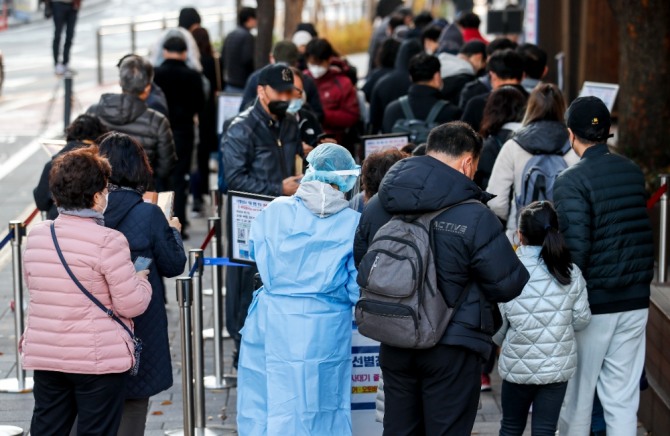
[133,256,152,272]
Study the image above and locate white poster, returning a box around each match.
[363,134,410,158]
[227,191,274,264]
[351,321,383,436]
[217,93,244,135]
[524,0,539,44]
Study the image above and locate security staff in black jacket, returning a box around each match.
[355,121,529,435]
[555,97,654,436]
[222,64,303,366]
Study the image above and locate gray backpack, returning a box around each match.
[391,96,446,144]
[355,201,475,349]
[515,143,571,221]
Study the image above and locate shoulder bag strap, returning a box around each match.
[50,222,136,340]
[399,96,415,120]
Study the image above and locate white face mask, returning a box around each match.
[308,64,328,79]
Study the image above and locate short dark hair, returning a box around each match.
[421,24,442,44]
[98,132,153,192]
[163,36,187,53]
[456,12,481,29]
[238,7,256,26]
[273,41,300,65]
[388,12,407,32]
[408,53,440,83]
[375,38,401,69]
[413,11,434,30]
[362,149,408,199]
[487,37,517,56]
[50,146,111,210]
[517,43,547,80]
[480,86,527,137]
[178,7,201,30]
[487,48,524,81]
[65,115,108,143]
[426,121,483,159]
[459,40,487,60]
[305,38,334,62]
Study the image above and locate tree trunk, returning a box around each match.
[607,0,670,182]
[284,0,305,39]
[255,0,276,70]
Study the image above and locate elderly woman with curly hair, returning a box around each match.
[21,146,151,435]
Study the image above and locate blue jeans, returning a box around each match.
[500,380,568,436]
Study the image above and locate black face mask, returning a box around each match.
[268,100,290,118]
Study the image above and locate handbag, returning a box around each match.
[50,222,142,376]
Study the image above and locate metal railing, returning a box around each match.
[95,7,236,85]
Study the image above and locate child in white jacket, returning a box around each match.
[493,201,591,436]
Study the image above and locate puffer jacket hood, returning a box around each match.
[296,181,350,218]
[513,120,569,155]
[92,93,147,126]
[493,245,591,385]
[378,155,492,215]
[438,52,475,78]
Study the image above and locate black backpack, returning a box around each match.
[391,96,446,144]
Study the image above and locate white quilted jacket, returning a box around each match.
[493,245,591,385]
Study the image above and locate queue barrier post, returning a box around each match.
[659,175,669,283]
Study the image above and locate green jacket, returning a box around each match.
[553,143,653,314]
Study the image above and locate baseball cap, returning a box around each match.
[258,64,295,92]
[566,96,613,142]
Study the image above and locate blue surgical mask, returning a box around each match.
[287,98,304,114]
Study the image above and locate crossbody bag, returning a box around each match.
[50,222,142,376]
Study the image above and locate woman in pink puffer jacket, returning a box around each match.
[20,146,151,435]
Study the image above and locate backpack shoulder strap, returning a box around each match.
[425,100,448,125]
[399,96,415,120]
[419,198,481,228]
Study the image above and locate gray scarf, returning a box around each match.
[58,208,105,226]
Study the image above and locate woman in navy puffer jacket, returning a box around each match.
[100,132,187,436]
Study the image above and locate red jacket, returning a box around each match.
[306,68,360,143]
[462,28,488,44]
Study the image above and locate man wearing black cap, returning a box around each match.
[554,97,654,436]
[221,63,303,367]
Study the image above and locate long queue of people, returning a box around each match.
[21,4,653,436]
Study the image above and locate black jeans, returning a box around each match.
[380,344,481,436]
[499,380,568,436]
[225,264,258,368]
[31,370,126,436]
[52,1,78,65]
[117,397,150,436]
[171,128,194,228]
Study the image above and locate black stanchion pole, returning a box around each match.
[63,73,73,131]
[189,249,207,431]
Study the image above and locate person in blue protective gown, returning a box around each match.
[237,143,362,436]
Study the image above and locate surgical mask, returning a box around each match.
[268,100,290,118]
[308,64,328,79]
[287,98,303,114]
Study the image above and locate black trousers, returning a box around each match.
[171,128,194,228]
[499,380,568,436]
[379,344,481,436]
[225,264,258,368]
[52,1,78,65]
[31,370,126,436]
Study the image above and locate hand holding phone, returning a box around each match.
[133,256,152,272]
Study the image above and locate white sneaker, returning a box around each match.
[55,63,66,75]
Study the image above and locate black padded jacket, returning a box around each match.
[553,143,654,314]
